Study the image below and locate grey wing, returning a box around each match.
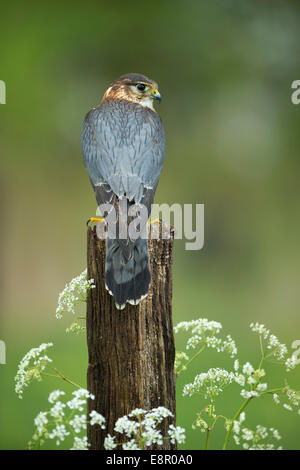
[81,107,116,209]
[81,103,165,216]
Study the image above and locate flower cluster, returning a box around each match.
[179,319,300,450]
[183,368,236,398]
[232,419,282,450]
[103,407,185,450]
[28,388,105,450]
[15,343,53,399]
[250,322,290,364]
[174,318,237,361]
[56,269,95,320]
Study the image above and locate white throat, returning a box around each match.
[139,97,154,110]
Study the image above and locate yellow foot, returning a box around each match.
[86,217,105,226]
[150,218,162,224]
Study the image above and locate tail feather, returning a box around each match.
[105,237,150,309]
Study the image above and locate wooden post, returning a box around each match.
[86,222,176,450]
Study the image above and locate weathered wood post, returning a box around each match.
[86,221,176,450]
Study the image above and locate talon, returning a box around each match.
[86,217,105,226]
[150,218,162,224]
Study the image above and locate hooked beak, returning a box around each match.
[151,89,162,102]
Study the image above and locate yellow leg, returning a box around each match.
[86,217,105,226]
[150,218,162,224]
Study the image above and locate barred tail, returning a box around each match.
[105,237,150,310]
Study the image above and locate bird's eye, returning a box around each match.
[136,83,146,91]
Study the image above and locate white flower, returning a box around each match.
[250,322,270,339]
[242,362,254,376]
[101,407,183,450]
[114,416,140,437]
[104,434,117,450]
[49,424,70,445]
[233,420,240,435]
[234,360,239,371]
[256,383,267,392]
[48,390,65,404]
[15,343,53,398]
[142,428,163,446]
[69,414,87,433]
[147,407,174,420]
[174,318,222,335]
[240,390,260,399]
[270,428,281,440]
[50,401,66,419]
[67,388,95,412]
[89,410,106,429]
[273,393,280,404]
[285,356,297,372]
[234,374,245,386]
[174,318,237,357]
[56,269,95,320]
[283,404,293,411]
[70,436,90,450]
[183,368,235,398]
[250,322,288,361]
[122,439,140,450]
[129,408,147,418]
[34,412,48,434]
[168,425,186,444]
[286,388,300,407]
[241,427,254,441]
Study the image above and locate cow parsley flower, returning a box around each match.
[49,424,70,445]
[141,428,163,446]
[28,387,105,450]
[67,389,95,411]
[114,416,140,437]
[250,322,289,362]
[15,343,53,398]
[104,407,183,450]
[233,422,282,450]
[240,390,260,399]
[48,390,65,404]
[122,439,141,450]
[70,436,90,450]
[89,410,106,428]
[285,356,297,372]
[104,434,117,450]
[34,412,48,434]
[273,393,280,404]
[174,318,237,358]
[69,414,87,433]
[129,408,147,418]
[50,401,66,419]
[250,322,270,339]
[242,362,254,376]
[56,269,95,319]
[183,368,235,398]
[168,425,186,444]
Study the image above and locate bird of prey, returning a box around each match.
[82,73,165,309]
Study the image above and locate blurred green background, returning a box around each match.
[1,0,299,450]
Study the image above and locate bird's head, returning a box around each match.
[103,73,161,110]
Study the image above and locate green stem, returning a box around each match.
[205,397,215,450]
[47,366,82,389]
[178,345,206,375]
[222,397,252,450]
[258,335,265,369]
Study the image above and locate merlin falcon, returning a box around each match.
[82,73,165,309]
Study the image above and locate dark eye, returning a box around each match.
[136,83,146,91]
